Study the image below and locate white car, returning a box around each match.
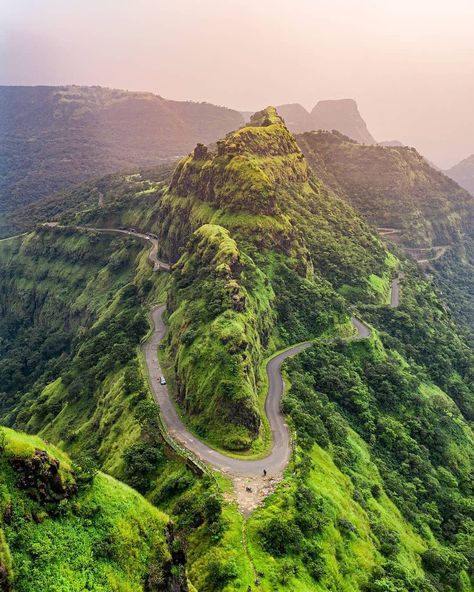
[159,376,166,385]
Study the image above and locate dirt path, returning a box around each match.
[390,275,402,308]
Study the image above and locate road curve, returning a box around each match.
[42,222,376,477]
[390,275,401,308]
[143,305,371,477]
[42,224,170,271]
[80,227,170,271]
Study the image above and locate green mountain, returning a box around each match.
[156,110,474,590]
[158,107,392,449]
[0,427,187,591]
[296,129,474,331]
[0,85,243,236]
[1,107,474,591]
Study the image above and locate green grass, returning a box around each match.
[0,428,179,592]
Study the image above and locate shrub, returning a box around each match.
[206,559,238,590]
[259,518,303,556]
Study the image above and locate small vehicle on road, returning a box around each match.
[159,376,166,385]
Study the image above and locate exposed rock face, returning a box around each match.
[193,143,208,160]
[447,154,474,195]
[2,504,12,526]
[0,563,11,592]
[169,106,309,218]
[310,99,376,144]
[145,524,188,591]
[9,448,77,503]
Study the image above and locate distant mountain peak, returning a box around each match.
[447,153,474,195]
[310,98,376,144]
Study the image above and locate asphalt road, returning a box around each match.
[82,227,170,271]
[44,222,378,477]
[143,305,372,477]
[390,276,400,308]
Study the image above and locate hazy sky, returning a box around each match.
[2,0,474,167]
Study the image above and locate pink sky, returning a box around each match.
[2,0,474,167]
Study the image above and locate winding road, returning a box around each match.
[80,227,170,271]
[45,224,382,479]
[144,305,372,477]
[41,224,170,271]
[377,227,449,265]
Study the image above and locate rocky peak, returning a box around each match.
[248,106,285,127]
[169,106,309,215]
[310,98,376,144]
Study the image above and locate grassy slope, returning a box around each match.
[0,226,169,472]
[157,107,395,451]
[0,224,252,592]
[241,314,473,591]
[0,427,183,592]
[165,224,275,450]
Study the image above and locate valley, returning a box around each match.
[0,107,473,592]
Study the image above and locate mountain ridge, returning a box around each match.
[0,84,244,235]
[447,153,474,195]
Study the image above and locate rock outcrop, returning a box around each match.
[10,448,77,503]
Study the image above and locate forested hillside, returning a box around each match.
[157,107,393,449]
[296,130,474,332]
[5,162,175,237]
[296,130,473,246]
[0,85,243,236]
[0,107,473,591]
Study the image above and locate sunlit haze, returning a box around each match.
[2,0,474,167]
